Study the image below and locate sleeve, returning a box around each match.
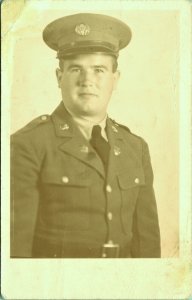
[10,133,42,258]
[131,140,161,258]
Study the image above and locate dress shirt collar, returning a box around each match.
[64,104,108,141]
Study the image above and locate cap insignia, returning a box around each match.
[75,23,90,36]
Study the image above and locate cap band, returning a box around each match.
[57,40,119,58]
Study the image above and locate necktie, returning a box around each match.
[90,125,110,168]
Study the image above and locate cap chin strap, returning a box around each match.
[57,41,119,59]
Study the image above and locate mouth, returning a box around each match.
[79,92,98,97]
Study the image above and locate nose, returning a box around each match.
[78,70,93,87]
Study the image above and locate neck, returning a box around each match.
[64,105,107,124]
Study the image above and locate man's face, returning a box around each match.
[56,53,119,120]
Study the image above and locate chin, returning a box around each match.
[80,110,95,117]
[78,105,96,115]
[83,110,106,121]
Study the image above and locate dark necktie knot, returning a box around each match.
[91,125,102,139]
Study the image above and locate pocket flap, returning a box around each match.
[118,168,145,189]
[41,170,91,187]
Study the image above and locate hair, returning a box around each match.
[58,54,118,73]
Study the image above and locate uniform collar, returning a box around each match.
[51,101,108,140]
[51,101,123,141]
[64,105,108,141]
[51,102,141,182]
[51,101,106,177]
[51,102,76,137]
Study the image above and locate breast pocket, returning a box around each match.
[39,170,91,231]
[117,168,145,234]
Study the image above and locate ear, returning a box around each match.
[112,70,120,90]
[56,68,63,88]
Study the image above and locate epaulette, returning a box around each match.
[14,114,50,135]
[110,118,131,133]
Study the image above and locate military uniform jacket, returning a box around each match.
[11,102,161,258]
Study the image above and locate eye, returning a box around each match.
[95,68,105,73]
[70,68,81,73]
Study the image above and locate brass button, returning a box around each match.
[135,178,140,184]
[41,115,47,121]
[60,123,69,130]
[107,212,113,220]
[108,240,113,245]
[62,176,69,183]
[106,185,112,193]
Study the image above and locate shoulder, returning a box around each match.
[109,118,150,159]
[110,119,152,172]
[12,114,52,138]
[110,118,147,145]
[11,114,54,151]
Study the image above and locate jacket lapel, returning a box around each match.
[106,118,142,183]
[51,102,105,178]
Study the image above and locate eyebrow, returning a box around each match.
[66,64,109,70]
[67,64,82,70]
[93,65,108,70]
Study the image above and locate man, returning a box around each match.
[11,13,161,258]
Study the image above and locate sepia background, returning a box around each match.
[2,0,192,299]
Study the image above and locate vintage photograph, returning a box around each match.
[2,0,191,299]
[11,12,162,259]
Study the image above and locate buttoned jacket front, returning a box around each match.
[11,102,161,258]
